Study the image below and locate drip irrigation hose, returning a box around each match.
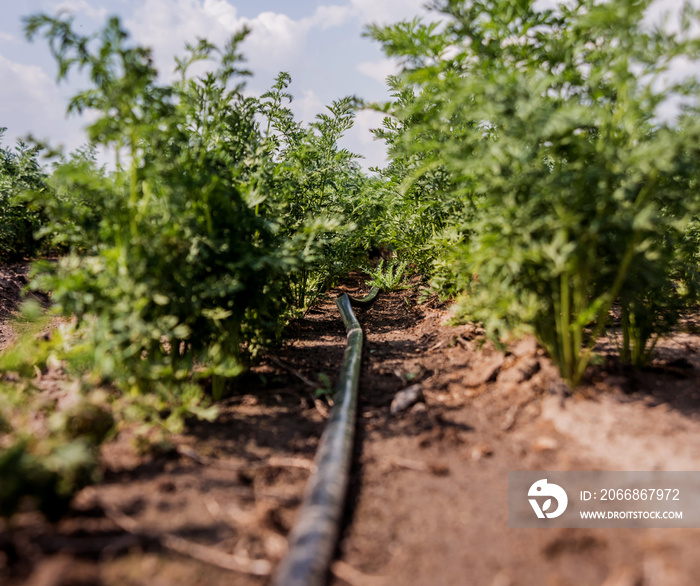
[272,287,379,586]
[347,285,380,308]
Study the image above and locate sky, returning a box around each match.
[0,0,695,172]
[0,0,435,170]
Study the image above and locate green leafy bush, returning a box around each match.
[39,145,107,253]
[0,14,378,521]
[24,17,298,394]
[0,438,99,521]
[23,15,380,396]
[371,0,700,383]
[368,75,463,277]
[0,130,51,260]
[364,258,410,291]
[260,74,376,313]
[0,320,109,522]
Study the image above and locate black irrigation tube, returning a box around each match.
[271,287,380,586]
[347,285,380,308]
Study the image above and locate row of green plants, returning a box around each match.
[0,130,50,260]
[0,308,111,521]
[4,0,700,519]
[23,15,383,394]
[0,14,389,520]
[369,0,700,384]
[11,2,700,392]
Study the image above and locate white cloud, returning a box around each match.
[350,0,431,25]
[307,5,354,29]
[201,0,240,29]
[354,109,386,145]
[341,108,388,169]
[125,0,237,80]
[125,0,433,84]
[0,32,14,43]
[125,0,349,82]
[294,89,325,124]
[52,0,109,21]
[357,58,399,84]
[244,11,308,58]
[0,53,88,155]
[0,54,57,108]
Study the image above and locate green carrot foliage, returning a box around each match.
[370,0,700,382]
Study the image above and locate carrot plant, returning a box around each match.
[22,13,380,395]
[259,74,379,313]
[369,76,463,280]
[23,16,294,397]
[0,130,51,260]
[36,146,108,253]
[370,0,700,383]
[0,12,379,521]
[364,258,410,291]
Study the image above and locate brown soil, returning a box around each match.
[0,262,51,351]
[0,263,31,351]
[2,267,700,586]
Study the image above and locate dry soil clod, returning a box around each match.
[390,384,424,415]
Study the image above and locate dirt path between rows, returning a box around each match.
[1,269,700,585]
[334,293,700,586]
[0,263,34,351]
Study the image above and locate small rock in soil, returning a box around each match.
[390,384,424,415]
[532,436,559,452]
[498,357,541,384]
[510,336,538,358]
[461,352,505,387]
[600,568,641,586]
[501,404,520,431]
[409,402,433,431]
[428,461,450,476]
[411,402,428,415]
[471,444,494,460]
[157,480,176,493]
